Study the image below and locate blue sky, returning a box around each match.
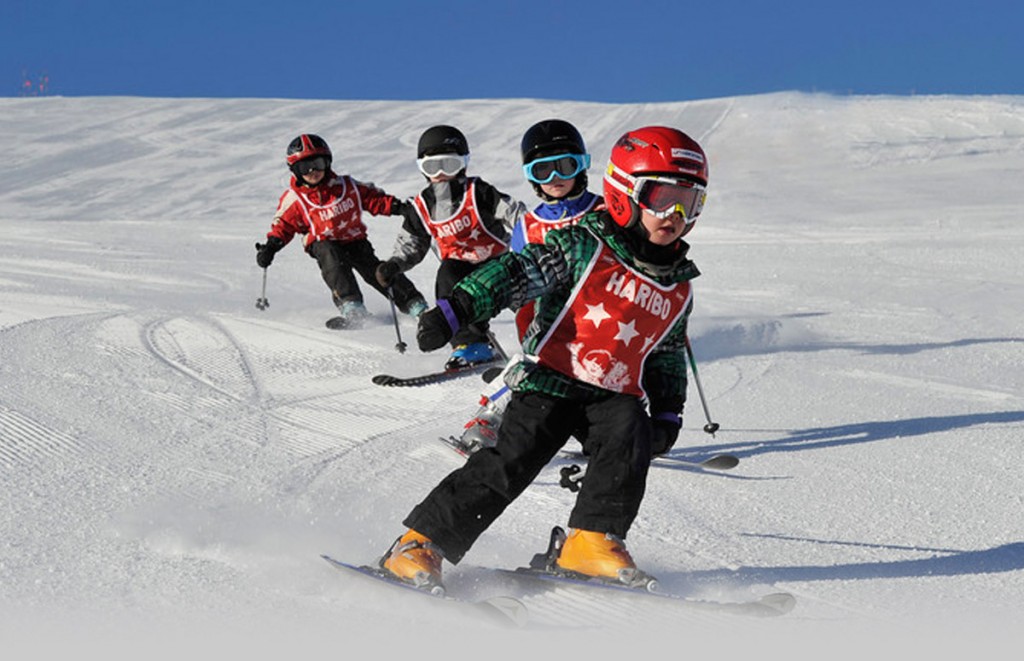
[4,0,1022,102]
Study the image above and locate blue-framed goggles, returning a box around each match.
[523,153,591,184]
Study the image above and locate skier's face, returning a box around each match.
[539,175,576,199]
[301,169,326,186]
[294,155,328,186]
[639,207,687,245]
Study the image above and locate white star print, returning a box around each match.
[614,318,640,346]
[582,303,612,328]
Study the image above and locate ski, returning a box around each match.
[558,453,739,492]
[439,434,474,457]
[501,567,795,617]
[501,527,794,618]
[560,449,739,470]
[321,555,528,628]
[659,453,740,470]
[326,315,374,330]
[372,359,501,387]
[480,365,505,383]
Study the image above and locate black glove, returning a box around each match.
[391,198,410,217]
[255,237,285,268]
[375,260,402,288]
[416,294,470,352]
[650,412,682,457]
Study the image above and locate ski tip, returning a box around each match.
[438,436,472,458]
[481,366,504,383]
[702,454,740,470]
[372,374,398,386]
[480,595,529,628]
[655,453,740,471]
[758,592,797,615]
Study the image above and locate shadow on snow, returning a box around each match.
[679,538,1024,586]
[682,409,1024,461]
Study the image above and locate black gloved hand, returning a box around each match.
[416,294,470,352]
[375,260,402,288]
[650,412,682,457]
[255,237,285,268]
[391,198,410,217]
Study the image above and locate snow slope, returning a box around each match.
[1,92,1023,658]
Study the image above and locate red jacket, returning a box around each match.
[267,172,399,249]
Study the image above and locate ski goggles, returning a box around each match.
[417,153,469,177]
[522,153,590,184]
[295,156,329,175]
[632,176,706,219]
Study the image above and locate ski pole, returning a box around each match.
[683,335,720,435]
[485,329,510,363]
[255,268,269,310]
[387,287,407,354]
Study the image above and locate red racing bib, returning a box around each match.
[521,194,600,245]
[534,243,692,397]
[413,179,507,263]
[295,175,367,244]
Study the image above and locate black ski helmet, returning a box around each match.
[520,119,586,164]
[417,125,469,158]
[520,119,589,201]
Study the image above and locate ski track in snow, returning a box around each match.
[0,404,92,471]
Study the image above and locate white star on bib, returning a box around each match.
[583,303,612,328]
[614,318,640,346]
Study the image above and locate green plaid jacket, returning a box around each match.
[454,212,700,413]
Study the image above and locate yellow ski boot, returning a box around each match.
[555,528,655,589]
[381,529,444,594]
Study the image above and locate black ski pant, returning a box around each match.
[404,391,653,563]
[308,239,423,313]
[435,258,490,346]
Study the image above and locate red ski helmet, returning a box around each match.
[286,134,333,166]
[603,126,708,231]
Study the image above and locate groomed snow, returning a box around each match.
[1,92,1023,658]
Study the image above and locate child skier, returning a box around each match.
[448,119,603,454]
[255,133,427,328]
[373,125,525,369]
[378,126,709,590]
[511,120,602,246]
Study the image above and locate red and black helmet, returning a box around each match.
[286,134,332,166]
[603,126,708,230]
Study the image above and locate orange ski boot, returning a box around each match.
[381,529,445,594]
[555,528,655,589]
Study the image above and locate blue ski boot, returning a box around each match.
[445,342,496,370]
